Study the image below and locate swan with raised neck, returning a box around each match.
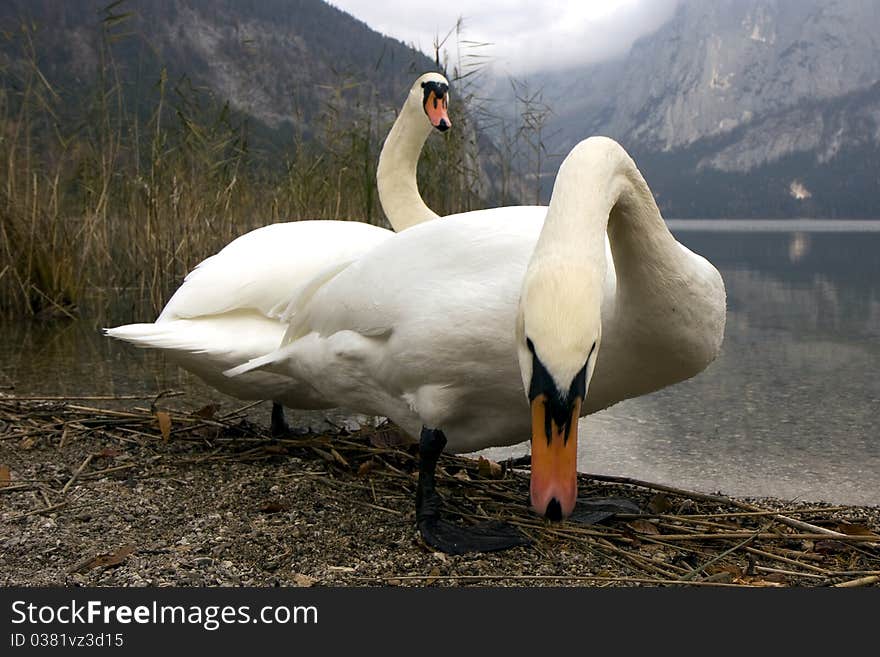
[378,71,450,231]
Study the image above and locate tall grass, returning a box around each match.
[0,10,527,324]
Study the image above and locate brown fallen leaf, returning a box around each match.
[259,501,290,514]
[19,436,37,450]
[293,573,316,587]
[70,544,136,574]
[647,493,672,514]
[95,447,121,459]
[193,403,218,419]
[477,456,503,479]
[0,464,10,487]
[735,577,787,588]
[627,519,661,535]
[357,460,376,476]
[155,411,171,441]
[707,563,743,579]
[425,567,441,585]
[835,523,880,538]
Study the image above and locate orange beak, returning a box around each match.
[529,394,580,520]
[424,91,451,131]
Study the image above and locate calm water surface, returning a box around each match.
[488,221,880,506]
[2,220,878,506]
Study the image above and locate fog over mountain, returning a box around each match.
[528,0,880,217]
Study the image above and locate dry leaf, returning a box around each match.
[71,544,136,573]
[357,460,376,476]
[0,464,10,488]
[293,573,316,587]
[835,523,880,538]
[193,403,218,419]
[19,436,37,450]
[627,519,661,535]
[648,493,672,514]
[155,411,171,441]
[477,456,503,479]
[734,577,786,587]
[262,445,288,455]
[259,501,289,514]
[707,563,743,579]
[95,447,121,459]
[425,567,441,585]
[453,470,471,482]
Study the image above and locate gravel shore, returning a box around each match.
[2,394,878,587]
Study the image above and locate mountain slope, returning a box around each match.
[539,0,880,218]
[0,0,437,146]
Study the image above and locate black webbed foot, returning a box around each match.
[568,497,642,525]
[418,516,530,555]
[269,402,310,438]
[416,427,530,555]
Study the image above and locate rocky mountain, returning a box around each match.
[536,0,880,218]
[0,0,511,213]
[0,0,437,151]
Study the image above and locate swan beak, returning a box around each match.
[424,91,451,132]
[529,394,580,520]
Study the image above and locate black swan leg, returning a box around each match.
[416,427,530,555]
[270,402,292,438]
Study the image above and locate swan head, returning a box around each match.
[516,264,602,521]
[414,72,451,132]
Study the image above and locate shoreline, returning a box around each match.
[1,394,878,587]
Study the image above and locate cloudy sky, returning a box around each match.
[327,0,680,75]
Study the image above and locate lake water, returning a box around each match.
[2,220,878,506]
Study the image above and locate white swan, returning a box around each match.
[227,136,727,552]
[105,72,452,431]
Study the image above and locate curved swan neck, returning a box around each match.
[521,137,682,388]
[535,137,679,275]
[521,136,726,408]
[377,89,439,231]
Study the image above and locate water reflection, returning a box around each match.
[481,224,880,506]
[2,222,879,506]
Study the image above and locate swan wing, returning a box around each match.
[157,220,391,322]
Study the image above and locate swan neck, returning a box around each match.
[377,97,438,231]
[537,138,676,269]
